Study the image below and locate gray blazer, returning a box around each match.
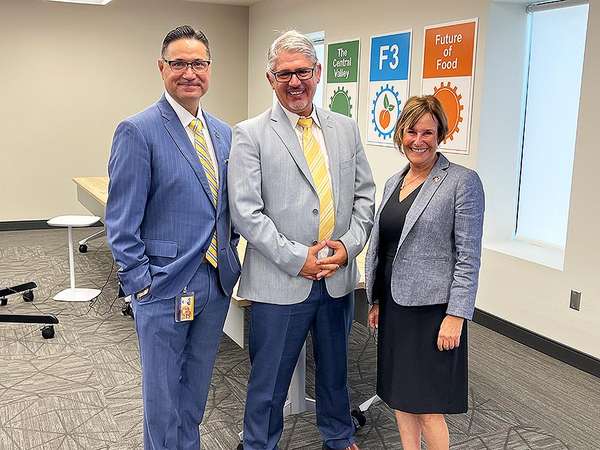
[228,103,375,304]
[364,154,484,320]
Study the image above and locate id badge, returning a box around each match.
[175,291,195,323]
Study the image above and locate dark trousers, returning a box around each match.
[131,264,229,450]
[243,280,356,450]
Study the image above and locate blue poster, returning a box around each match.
[369,32,411,82]
[367,31,412,146]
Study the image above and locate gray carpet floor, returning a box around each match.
[0,228,599,449]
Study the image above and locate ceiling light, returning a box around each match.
[47,0,112,5]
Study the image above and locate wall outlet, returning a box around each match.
[570,290,581,311]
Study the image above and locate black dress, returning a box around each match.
[374,179,468,414]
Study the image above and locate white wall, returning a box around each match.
[0,0,248,221]
[478,1,599,359]
[247,0,600,359]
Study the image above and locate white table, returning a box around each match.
[47,215,102,302]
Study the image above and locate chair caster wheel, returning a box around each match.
[351,408,366,429]
[23,290,34,302]
[79,244,88,253]
[41,325,55,339]
[0,297,7,306]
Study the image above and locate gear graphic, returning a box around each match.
[329,86,352,118]
[370,84,402,139]
[433,81,464,143]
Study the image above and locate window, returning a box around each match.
[515,2,589,249]
[306,31,325,107]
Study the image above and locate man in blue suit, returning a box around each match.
[105,25,241,450]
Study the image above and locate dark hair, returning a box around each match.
[393,95,449,152]
[161,25,211,59]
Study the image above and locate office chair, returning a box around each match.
[0,282,58,339]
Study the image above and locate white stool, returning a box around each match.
[47,215,102,302]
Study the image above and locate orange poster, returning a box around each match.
[423,21,476,79]
[422,19,478,154]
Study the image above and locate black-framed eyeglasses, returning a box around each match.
[163,59,211,73]
[270,65,316,83]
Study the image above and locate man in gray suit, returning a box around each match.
[228,30,375,450]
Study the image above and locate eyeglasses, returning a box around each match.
[163,59,211,73]
[270,66,316,83]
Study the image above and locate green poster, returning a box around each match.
[326,39,360,120]
[327,40,360,83]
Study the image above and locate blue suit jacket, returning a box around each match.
[106,95,241,300]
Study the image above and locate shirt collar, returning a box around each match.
[164,91,204,129]
[278,100,321,130]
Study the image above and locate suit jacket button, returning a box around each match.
[312,208,318,215]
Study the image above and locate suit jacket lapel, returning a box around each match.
[317,108,341,209]
[270,103,316,192]
[397,153,450,249]
[157,96,216,210]
[203,111,226,216]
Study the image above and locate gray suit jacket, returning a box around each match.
[228,103,375,304]
[364,154,484,320]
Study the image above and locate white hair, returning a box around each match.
[267,30,318,72]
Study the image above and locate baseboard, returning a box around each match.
[0,220,104,231]
[0,220,54,231]
[473,308,600,379]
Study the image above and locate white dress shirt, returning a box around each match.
[165,91,219,183]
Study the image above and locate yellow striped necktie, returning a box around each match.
[189,118,218,268]
[297,117,335,241]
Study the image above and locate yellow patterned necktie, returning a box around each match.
[189,118,218,268]
[297,117,335,241]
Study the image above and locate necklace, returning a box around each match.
[400,173,426,191]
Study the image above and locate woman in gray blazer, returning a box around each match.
[364,96,484,450]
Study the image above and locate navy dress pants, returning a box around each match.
[243,280,356,450]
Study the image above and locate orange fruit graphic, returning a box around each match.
[379,109,391,129]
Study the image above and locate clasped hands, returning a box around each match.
[299,240,347,281]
